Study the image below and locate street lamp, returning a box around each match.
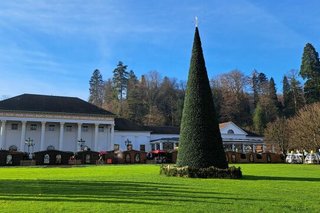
[77,138,85,151]
[125,139,132,150]
[25,137,35,159]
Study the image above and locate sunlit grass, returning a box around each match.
[0,164,319,212]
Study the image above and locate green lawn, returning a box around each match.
[0,164,319,212]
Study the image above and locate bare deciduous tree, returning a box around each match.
[288,103,320,151]
[264,118,290,153]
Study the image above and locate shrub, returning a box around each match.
[160,165,242,179]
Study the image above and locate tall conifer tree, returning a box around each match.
[269,77,280,116]
[88,69,104,107]
[282,76,294,117]
[176,27,228,169]
[300,43,320,104]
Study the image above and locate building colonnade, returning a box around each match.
[0,118,115,153]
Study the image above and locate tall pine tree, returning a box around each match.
[268,77,280,116]
[88,69,104,107]
[282,76,294,117]
[112,61,129,115]
[300,43,320,104]
[251,70,259,108]
[176,27,228,169]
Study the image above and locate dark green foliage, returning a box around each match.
[127,74,148,125]
[157,77,179,126]
[88,69,104,107]
[253,102,266,134]
[300,43,320,104]
[176,27,228,169]
[113,61,129,101]
[282,76,294,117]
[160,164,242,179]
[268,77,281,117]
[113,61,129,115]
[282,75,305,118]
[252,70,259,107]
[290,76,305,113]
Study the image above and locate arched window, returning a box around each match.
[8,145,17,152]
[227,129,234,134]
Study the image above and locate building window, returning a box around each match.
[82,125,89,132]
[11,123,18,130]
[30,124,37,131]
[48,124,55,131]
[227,129,234,134]
[66,125,72,132]
[98,126,104,132]
[140,144,145,152]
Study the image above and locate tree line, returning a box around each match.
[88,43,320,151]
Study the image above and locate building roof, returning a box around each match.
[219,121,262,137]
[241,129,262,137]
[114,118,147,131]
[0,94,114,116]
[143,126,180,134]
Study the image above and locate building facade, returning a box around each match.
[0,94,265,154]
[0,94,115,153]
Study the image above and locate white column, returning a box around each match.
[59,122,64,150]
[110,124,114,150]
[262,144,266,153]
[272,144,275,153]
[242,144,245,153]
[253,144,256,153]
[94,124,99,151]
[0,120,6,149]
[159,142,163,150]
[20,121,27,151]
[40,122,46,151]
[77,123,82,141]
[106,125,110,150]
[77,123,82,151]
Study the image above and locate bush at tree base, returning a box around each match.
[160,164,242,179]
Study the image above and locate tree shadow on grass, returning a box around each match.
[0,179,274,205]
[243,175,320,182]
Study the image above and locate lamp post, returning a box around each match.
[125,139,132,150]
[77,138,85,151]
[25,137,35,159]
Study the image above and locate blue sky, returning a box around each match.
[1,0,320,100]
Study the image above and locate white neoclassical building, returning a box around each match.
[0,94,115,153]
[0,94,265,154]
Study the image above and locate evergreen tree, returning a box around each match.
[176,27,228,169]
[157,77,178,126]
[268,77,280,116]
[290,75,305,113]
[112,61,129,115]
[282,76,294,117]
[300,43,320,104]
[127,74,148,124]
[253,102,266,135]
[88,69,104,107]
[251,70,259,107]
[258,72,269,95]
